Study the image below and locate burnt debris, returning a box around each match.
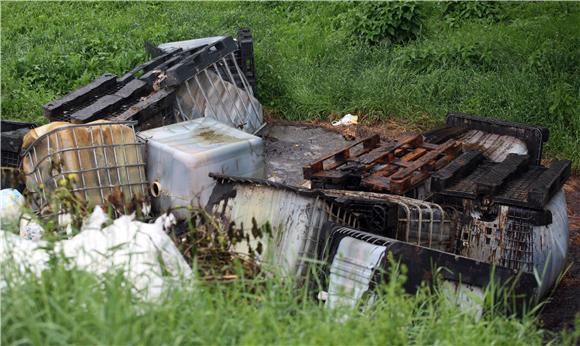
[41,29,260,133]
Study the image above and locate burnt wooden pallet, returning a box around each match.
[304,134,461,195]
[43,74,118,121]
[433,153,571,210]
[110,88,176,131]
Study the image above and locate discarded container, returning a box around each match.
[141,118,265,219]
[431,152,570,298]
[207,175,456,279]
[298,113,570,301]
[20,121,149,214]
[210,155,568,299]
[318,222,536,309]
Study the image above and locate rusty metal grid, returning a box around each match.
[21,121,148,211]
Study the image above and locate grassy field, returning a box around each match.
[1,2,579,166]
[2,256,578,346]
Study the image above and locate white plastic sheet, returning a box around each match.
[1,207,192,301]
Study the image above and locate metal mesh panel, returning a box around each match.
[456,203,534,272]
[500,212,534,272]
[21,122,148,212]
[1,151,20,167]
[322,190,455,251]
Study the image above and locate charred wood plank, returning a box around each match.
[303,135,379,179]
[353,134,420,167]
[423,126,467,144]
[475,154,529,196]
[70,79,151,123]
[114,79,150,99]
[431,150,484,192]
[43,74,117,121]
[69,95,123,123]
[527,160,571,208]
[111,88,176,130]
[139,55,184,85]
[117,49,182,84]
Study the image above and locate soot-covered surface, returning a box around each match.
[261,122,579,332]
[262,123,348,186]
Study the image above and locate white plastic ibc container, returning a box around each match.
[140,117,264,219]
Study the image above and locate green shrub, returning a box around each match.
[399,41,495,71]
[341,2,423,46]
[443,1,503,27]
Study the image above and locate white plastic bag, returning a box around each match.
[1,207,193,301]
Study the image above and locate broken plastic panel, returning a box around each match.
[166,37,263,134]
[20,121,148,214]
[318,222,539,309]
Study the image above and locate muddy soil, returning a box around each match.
[263,121,579,332]
[262,122,348,186]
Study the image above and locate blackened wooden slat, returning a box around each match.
[114,79,150,99]
[70,95,123,123]
[117,50,183,85]
[43,74,117,121]
[139,55,184,85]
[431,150,484,192]
[111,88,175,130]
[475,154,529,195]
[70,79,151,123]
[528,160,571,208]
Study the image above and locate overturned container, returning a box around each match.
[206,175,457,280]
[141,118,265,220]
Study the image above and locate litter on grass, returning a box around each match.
[0,206,192,301]
[0,29,572,313]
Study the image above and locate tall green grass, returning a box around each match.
[1,1,578,165]
[3,257,578,346]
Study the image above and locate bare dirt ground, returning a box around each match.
[263,119,579,332]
